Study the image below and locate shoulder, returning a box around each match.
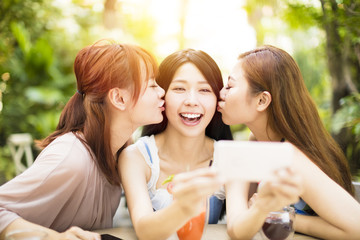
[118,137,150,170]
[118,140,151,185]
[119,143,143,164]
[39,132,92,175]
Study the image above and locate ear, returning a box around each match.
[256,91,272,112]
[108,88,130,111]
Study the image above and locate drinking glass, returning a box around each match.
[176,197,209,240]
[260,206,295,240]
[5,229,48,240]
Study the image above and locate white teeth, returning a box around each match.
[181,113,201,119]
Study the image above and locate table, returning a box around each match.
[96,224,319,240]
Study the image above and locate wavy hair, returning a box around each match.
[39,40,158,185]
[239,45,354,195]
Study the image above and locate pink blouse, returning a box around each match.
[0,132,121,232]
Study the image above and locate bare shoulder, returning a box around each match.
[118,142,150,179]
[119,143,142,163]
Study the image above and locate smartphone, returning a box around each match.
[214,140,293,182]
[101,234,123,240]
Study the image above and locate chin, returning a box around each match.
[154,116,164,124]
[221,116,234,126]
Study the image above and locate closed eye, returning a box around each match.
[172,87,185,91]
[200,88,212,93]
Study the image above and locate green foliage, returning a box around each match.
[0,145,15,184]
[0,0,159,181]
[332,94,360,138]
[0,0,79,180]
[282,2,321,29]
[0,21,73,142]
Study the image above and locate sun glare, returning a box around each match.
[147,0,256,75]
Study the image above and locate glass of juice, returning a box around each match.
[5,229,48,240]
[260,206,295,240]
[176,197,209,240]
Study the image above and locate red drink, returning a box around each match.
[260,206,295,240]
[262,219,293,240]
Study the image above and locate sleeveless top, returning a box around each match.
[293,198,317,216]
[134,135,224,224]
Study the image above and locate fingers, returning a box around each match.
[172,167,218,185]
[171,168,221,197]
[60,227,101,240]
[172,175,222,198]
[172,168,222,197]
[255,168,303,211]
[248,193,258,208]
[270,168,303,203]
[170,168,222,216]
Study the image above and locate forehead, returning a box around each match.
[229,61,244,81]
[171,62,208,84]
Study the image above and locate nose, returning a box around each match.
[219,87,227,101]
[184,90,199,106]
[157,86,165,98]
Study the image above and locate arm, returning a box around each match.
[293,148,360,239]
[226,169,302,240]
[226,181,267,240]
[1,219,99,240]
[118,146,222,240]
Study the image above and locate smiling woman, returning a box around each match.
[118,48,232,240]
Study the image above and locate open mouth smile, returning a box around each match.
[179,113,203,125]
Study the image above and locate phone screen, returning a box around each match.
[101,234,123,240]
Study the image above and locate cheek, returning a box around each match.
[202,95,217,117]
[224,90,236,105]
[207,96,217,112]
[164,94,180,118]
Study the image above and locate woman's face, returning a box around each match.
[131,74,165,126]
[217,61,259,125]
[165,62,217,137]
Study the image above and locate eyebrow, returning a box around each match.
[171,79,210,84]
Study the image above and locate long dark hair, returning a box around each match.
[239,45,354,195]
[39,40,158,186]
[142,49,232,141]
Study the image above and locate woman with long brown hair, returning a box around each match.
[218,45,360,239]
[0,40,165,239]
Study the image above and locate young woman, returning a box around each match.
[0,40,165,240]
[118,49,232,240]
[218,45,360,239]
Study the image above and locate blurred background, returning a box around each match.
[0,0,359,184]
